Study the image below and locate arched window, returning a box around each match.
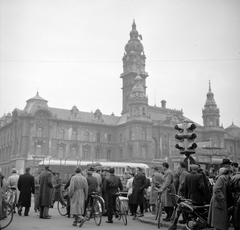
[71,147,76,157]
[84,148,89,158]
[97,133,101,142]
[96,149,100,159]
[36,145,42,155]
[37,127,43,138]
[107,149,111,160]
[84,132,90,142]
[58,147,64,158]
[59,129,65,140]
[142,147,146,158]
[72,131,77,141]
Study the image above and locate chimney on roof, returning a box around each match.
[161,100,166,109]
[111,112,115,116]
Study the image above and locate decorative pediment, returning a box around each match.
[34,139,45,146]
[71,141,79,148]
[58,141,66,147]
[92,109,104,124]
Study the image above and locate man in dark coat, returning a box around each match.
[232,166,240,230]
[17,167,35,216]
[184,164,205,205]
[85,170,98,215]
[105,167,123,223]
[130,167,146,219]
[39,166,53,219]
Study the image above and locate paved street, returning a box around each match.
[6,205,168,230]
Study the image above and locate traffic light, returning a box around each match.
[174,121,198,155]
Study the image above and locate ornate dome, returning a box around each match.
[124,20,143,54]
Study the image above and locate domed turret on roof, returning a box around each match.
[24,92,49,113]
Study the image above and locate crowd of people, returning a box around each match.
[0,158,239,230]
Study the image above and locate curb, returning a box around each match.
[138,217,185,229]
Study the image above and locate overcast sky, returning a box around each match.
[0,0,240,128]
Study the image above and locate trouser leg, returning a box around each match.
[140,205,144,214]
[43,206,49,218]
[24,207,29,216]
[107,195,114,221]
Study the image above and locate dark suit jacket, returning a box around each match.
[18,172,35,207]
[87,175,98,195]
[184,171,205,204]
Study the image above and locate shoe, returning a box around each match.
[132,216,137,220]
[79,218,86,227]
[164,218,171,222]
[73,221,77,226]
[163,217,169,221]
[18,209,22,216]
[138,214,144,217]
[24,214,29,216]
[106,220,113,223]
[179,220,186,224]
[43,216,51,219]
[115,213,119,218]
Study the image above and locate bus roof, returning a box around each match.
[38,159,149,169]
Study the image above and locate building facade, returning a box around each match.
[0,21,239,176]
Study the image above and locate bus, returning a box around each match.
[37,159,150,183]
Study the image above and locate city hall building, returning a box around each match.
[0,21,239,176]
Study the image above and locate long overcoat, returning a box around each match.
[150,172,163,205]
[160,169,176,207]
[38,170,53,207]
[52,176,62,202]
[130,173,146,205]
[231,172,240,227]
[69,173,88,215]
[17,172,35,207]
[184,171,205,204]
[208,174,229,230]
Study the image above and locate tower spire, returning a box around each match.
[209,80,211,92]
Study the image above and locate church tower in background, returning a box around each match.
[121,20,148,114]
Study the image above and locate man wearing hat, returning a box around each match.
[221,158,232,169]
[232,162,239,176]
[38,166,53,219]
[105,168,123,223]
[149,166,163,214]
[231,164,240,230]
[184,164,205,206]
[89,167,102,194]
[101,167,109,216]
[7,168,19,213]
[85,170,98,216]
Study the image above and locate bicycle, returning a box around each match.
[57,189,69,216]
[154,188,163,229]
[0,192,14,230]
[114,192,128,226]
[85,191,105,226]
[6,186,16,209]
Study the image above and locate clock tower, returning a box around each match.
[120,20,148,114]
[202,81,220,127]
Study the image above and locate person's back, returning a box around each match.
[184,165,205,205]
[106,173,123,194]
[87,173,98,195]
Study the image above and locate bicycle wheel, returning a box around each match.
[119,201,127,225]
[57,197,68,216]
[157,202,162,229]
[115,199,121,220]
[0,201,14,230]
[93,200,102,226]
